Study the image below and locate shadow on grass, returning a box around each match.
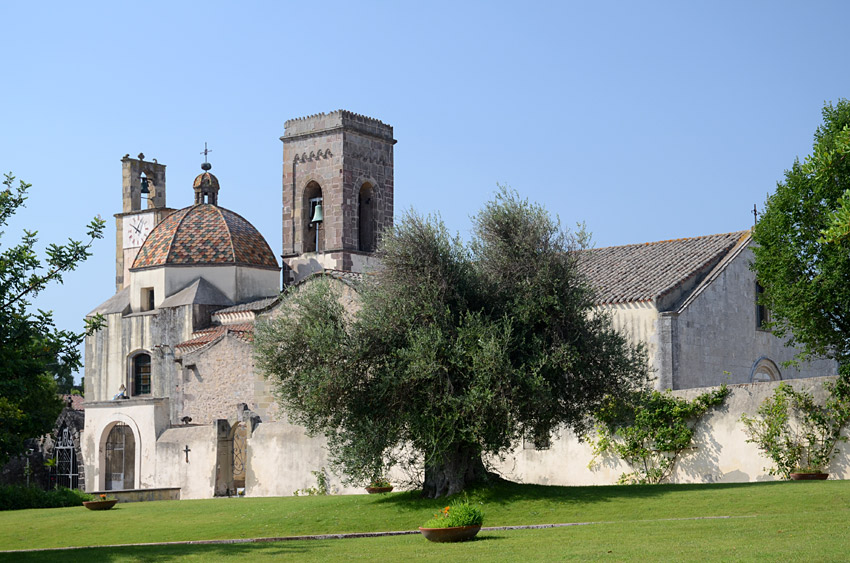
[7,541,325,562]
[368,477,798,513]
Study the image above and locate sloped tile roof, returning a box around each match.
[61,394,85,411]
[175,322,254,352]
[577,231,749,305]
[132,204,278,270]
[214,296,280,315]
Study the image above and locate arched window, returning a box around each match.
[303,182,324,253]
[358,183,375,252]
[105,423,135,490]
[132,353,152,396]
[751,357,781,383]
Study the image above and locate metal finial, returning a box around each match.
[752,204,758,226]
[201,142,212,166]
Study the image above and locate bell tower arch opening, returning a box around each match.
[303,182,324,253]
[358,182,376,252]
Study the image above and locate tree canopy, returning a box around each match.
[255,189,648,497]
[751,100,850,369]
[0,173,104,465]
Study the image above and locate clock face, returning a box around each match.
[123,213,154,248]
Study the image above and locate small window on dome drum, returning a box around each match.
[141,287,155,312]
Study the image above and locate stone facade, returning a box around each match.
[175,332,280,425]
[281,111,395,283]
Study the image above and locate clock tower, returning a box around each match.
[115,154,174,290]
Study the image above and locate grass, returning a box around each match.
[2,480,850,561]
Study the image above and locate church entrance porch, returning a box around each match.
[105,423,136,490]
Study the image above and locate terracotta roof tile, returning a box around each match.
[175,322,255,352]
[577,231,749,305]
[132,204,278,270]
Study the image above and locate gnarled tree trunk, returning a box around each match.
[421,443,488,498]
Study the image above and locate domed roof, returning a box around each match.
[193,171,219,191]
[132,204,279,270]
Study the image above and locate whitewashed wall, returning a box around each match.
[493,377,850,486]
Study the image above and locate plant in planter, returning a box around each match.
[83,493,118,510]
[365,476,393,494]
[741,378,850,479]
[419,500,484,542]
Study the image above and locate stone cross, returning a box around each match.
[184,445,191,463]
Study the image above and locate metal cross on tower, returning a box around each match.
[201,143,212,163]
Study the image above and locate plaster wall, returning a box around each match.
[82,399,170,492]
[674,248,836,389]
[85,307,193,406]
[129,266,278,311]
[600,301,659,371]
[155,425,218,499]
[245,419,361,497]
[492,377,850,486]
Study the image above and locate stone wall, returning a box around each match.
[177,333,280,425]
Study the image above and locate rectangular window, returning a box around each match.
[755,281,769,330]
[523,432,550,451]
[133,354,151,395]
[141,287,155,312]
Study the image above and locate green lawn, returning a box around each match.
[2,480,849,561]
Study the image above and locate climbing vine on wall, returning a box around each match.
[589,386,729,484]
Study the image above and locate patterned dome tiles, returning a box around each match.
[132,204,278,270]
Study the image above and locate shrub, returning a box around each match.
[422,500,484,528]
[0,485,93,511]
[590,385,729,484]
[741,378,850,478]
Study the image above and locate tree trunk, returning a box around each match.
[421,443,488,498]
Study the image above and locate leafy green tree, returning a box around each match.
[0,173,104,465]
[752,100,850,369]
[255,189,648,497]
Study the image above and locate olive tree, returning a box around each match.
[255,189,648,497]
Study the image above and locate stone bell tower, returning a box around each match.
[115,154,174,290]
[280,111,396,284]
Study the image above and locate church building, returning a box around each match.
[81,110,836,499]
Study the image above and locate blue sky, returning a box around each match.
[1,1,849,378]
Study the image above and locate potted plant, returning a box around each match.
[365,477,393,494]
[741,379,850,480]
[83,493,118,511]
[419,500,484,542]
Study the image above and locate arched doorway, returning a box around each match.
[104,423,136,490]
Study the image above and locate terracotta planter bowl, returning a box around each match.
[419,525,481,543]
[83,499,118,510]
[790,472,829,480]
[365,486,393,494]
